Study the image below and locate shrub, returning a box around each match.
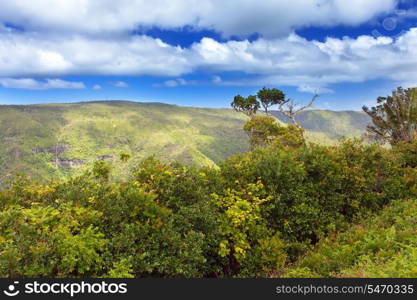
[0,135,414,278]
[0,203,105,277]
[284,199,417,278]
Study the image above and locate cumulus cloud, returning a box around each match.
[92,84,102,90]
[188,29,417,90]
[0,0,397,37]
[2,23,417,93]
[0,78,85,90]
[0,32,191,77]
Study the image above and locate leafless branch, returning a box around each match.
[279,94,319,128]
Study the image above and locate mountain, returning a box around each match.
[0,101,370,183]
[271,110,370,145]
[0,101,249,183]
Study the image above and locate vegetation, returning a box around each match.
[231,95,260,116]
[243,116,304,149]
[272,110,370,142]
[0,101,249,185]
[256,87,286,115]
[0,101,369,185]
[3,87,417,278]
[363,87,417,144]
[0,133,414,278]
[233,88,318,148]
[282,197,417,278]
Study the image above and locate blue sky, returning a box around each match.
[0,0,416,110]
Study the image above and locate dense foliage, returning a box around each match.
[283,197,417,278]
[243,116,304,149]
[363,87,417,144]
[231,95,260,116]
[1,129,415,278]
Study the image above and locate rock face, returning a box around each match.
[34,143,116,168]
[52,158,87,168]
[32,143,85,168]
[50,155,115,169]
[97,155,115,161]
[32,143,70,155]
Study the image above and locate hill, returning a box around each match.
[0,101,249,183]
[0,101,370,183]
[271,110,370,144]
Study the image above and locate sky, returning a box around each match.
[0,0,416,110]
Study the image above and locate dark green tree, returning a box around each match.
[231,95,260,116]
[363,87,417,144]
[257,87,286,115]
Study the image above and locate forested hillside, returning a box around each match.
[0,101,249,183]
[0,101,369,184]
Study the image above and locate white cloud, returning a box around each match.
[297,85,334,94]
[156,76,224,87]
[2,24,417,93]
[111,81,129,88]
[0,0,407,96]
[92,84,102,90]
[162,79,183,87]
[197,0,397,38]
[212,75,222,84]
[157,78,191,87]
[189,29,417,90]
[0,0,396,38]
[0,33,191,77]
[161,80,179,87]
[0,78,85,90]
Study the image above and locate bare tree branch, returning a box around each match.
[279,94,319,128]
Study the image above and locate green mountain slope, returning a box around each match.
[0,101,250,183]
[272,110,370,144]
[0,101,370,183]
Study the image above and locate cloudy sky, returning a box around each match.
[0,0,416,110]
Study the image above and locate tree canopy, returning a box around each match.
[231,95,260,116]
[363,87,417,144]
[257,87,286,115]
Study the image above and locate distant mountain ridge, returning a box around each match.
[0,101,370,183]
[271,110,370,141]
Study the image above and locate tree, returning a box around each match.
[243,116,305,149]
[257,87,286,115]
[231,89,314,145]
[231,95,260,117]
[278,94,318,129]
[363,87,417,144]
[243,116,284,149]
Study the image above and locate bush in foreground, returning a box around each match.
[0,136,415,277]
